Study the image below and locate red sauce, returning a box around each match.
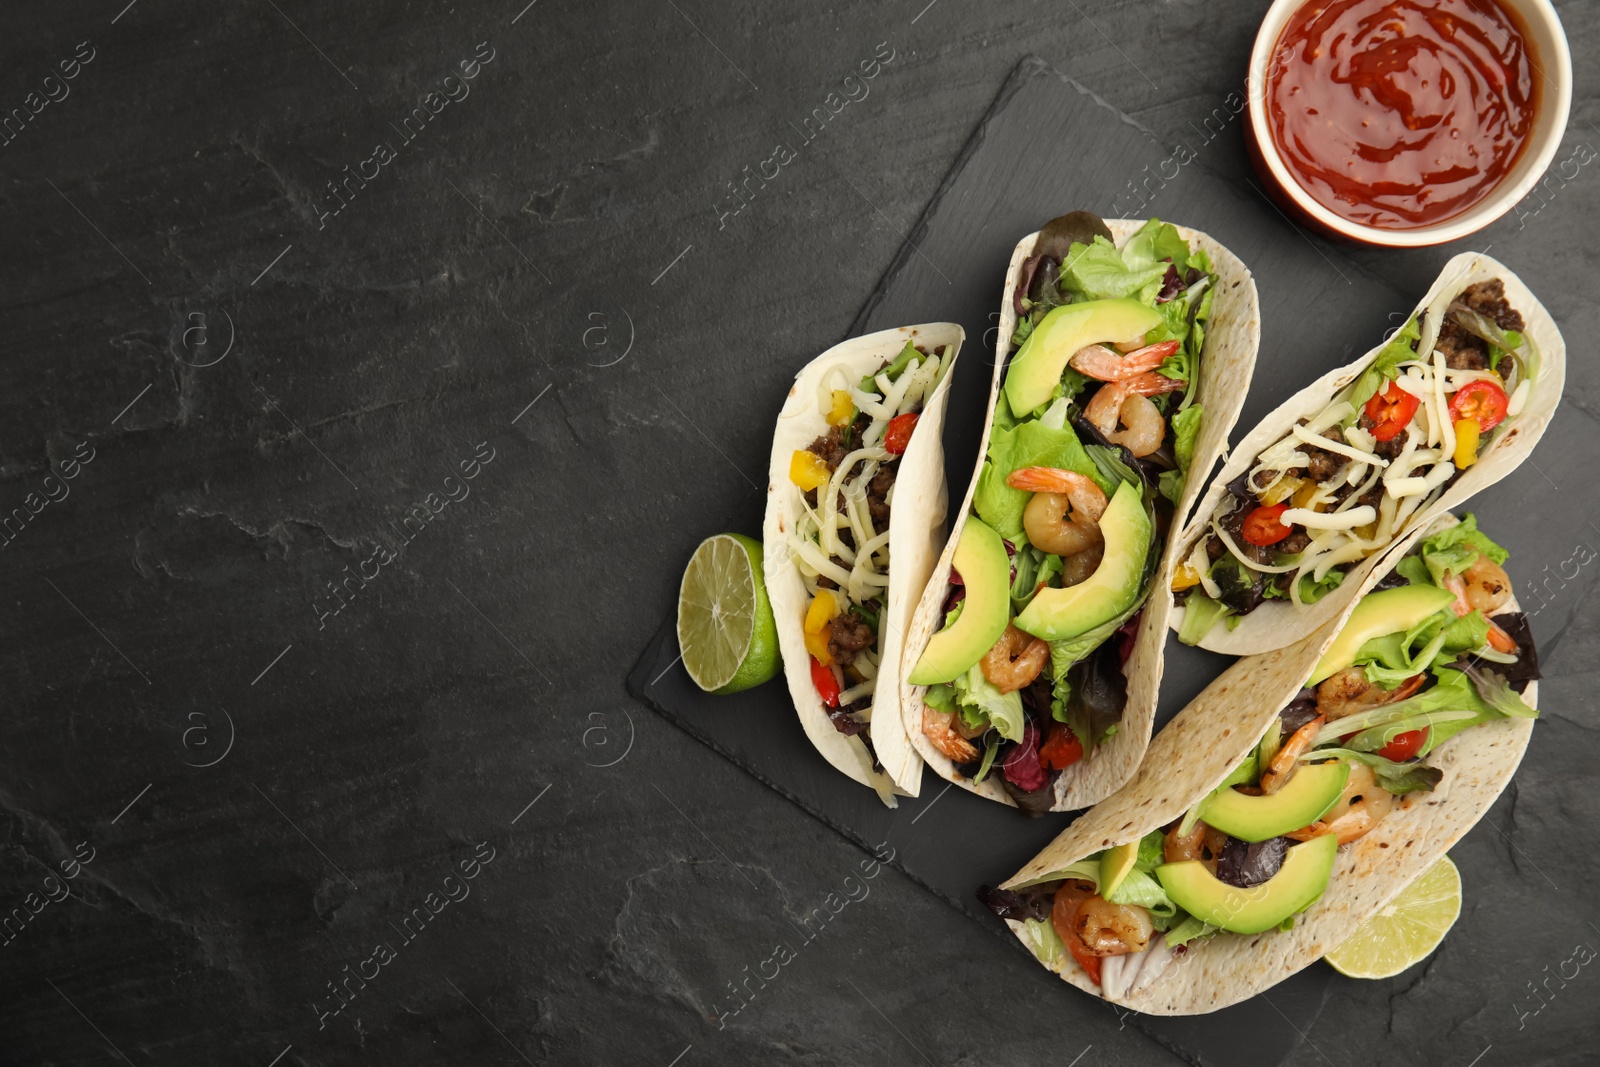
[1266,0,1539,230]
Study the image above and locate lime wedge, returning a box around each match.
[1326,856,1461,980]
[677,533,779,694]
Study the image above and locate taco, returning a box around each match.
[763,323,964,806]
[984,512,1539,1013]
[897,213,1260,813]
[1172,252,1565,654]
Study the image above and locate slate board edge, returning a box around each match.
[626,619,1236,1067]
[850,55,1162,336]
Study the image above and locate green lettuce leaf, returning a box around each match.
[1061,236,1169,303]
[1304,749,1443,795]
[1021,918,1066,966]
[1106,868,1177,918]
[1135,830,1165,873]
[1164,914,1217,948]
[1158,405,1205,505]
[1345,317,1421,415]
[973,420,1108,542]
[954,664,1025,743]
[1177,594,1232,646]
[1416,512,1511,582]
[922,683,956,713]
[973,731,1003,783]
[1120,218,1193,273]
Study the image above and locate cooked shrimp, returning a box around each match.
[981,624,1050,693]
[1060,542,1104,588]
[1259,714,1326,794]
[1072,894,1155,956]
[1008,466,1108,557]
[1286,763,1394,845]
[1315,667,1426,722]
[1084,384,1166,458]
[921,704,979,763]
[1163,819,1229,872]
[1486,619,1519,654]
[1461,555,1512,614]
[1119,371,1186,397]
[1051,879,1096,954]
[1069,339,1181,381]
[1441,565,1519,653]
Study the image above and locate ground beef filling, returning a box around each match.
[826,612,875,667]
[866,466,895,525]
[1438,280,1526,373]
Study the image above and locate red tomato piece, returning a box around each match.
[1377,728,1428,762]
[1051,887,1102,985]
[883,412,919,455]
[1363,382,1421,442]
[1241,503,1293,546]
[1448,380,1509,432]
[1039,722,1084,771]
[810,656,840,707]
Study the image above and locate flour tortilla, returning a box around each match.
[763,323,964,803]
[1001,513,1537,1014]
[1171,252,1566,655]
[897,220,1261,810]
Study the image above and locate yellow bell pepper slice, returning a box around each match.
[1171,562,1201,592]
[1453,418,1480,469]
[789,450,832,492]
[804,590,841,634]
[826,390,855,427]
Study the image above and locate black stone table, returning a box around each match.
[2,2,1597,1066]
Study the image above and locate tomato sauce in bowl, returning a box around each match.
[1265,0,1539,231]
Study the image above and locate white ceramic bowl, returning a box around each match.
[1246,0,1572,247]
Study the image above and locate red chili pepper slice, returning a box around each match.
[1363,382,1421,442]
[1241,503,1294,547]
[1448,380,1509,432]
[810,656,840,707]
[883,412,919,455]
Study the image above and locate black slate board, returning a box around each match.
[628,56,1599,1067]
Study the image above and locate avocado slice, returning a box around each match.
[1099,840,1140,899]
[1014,481,1151,642]
[1003,298,1164,415]
[1309,584,1457,684]
[908,517,1013,685]
[1198,761,1350,843]
[1156,834,1338,935]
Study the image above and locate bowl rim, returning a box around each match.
[1246,0,1574,248]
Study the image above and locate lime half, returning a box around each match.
[677,533,779,694]
[1326,856,1462,980]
